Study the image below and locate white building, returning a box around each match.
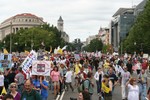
[0,13,45,41]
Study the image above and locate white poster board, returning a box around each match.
[143,54,149,59]
[32,61,51,76]
[21,50,37,74]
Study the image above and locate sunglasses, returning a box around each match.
[10,86,16,88]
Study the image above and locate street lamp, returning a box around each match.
[10,21,12,54]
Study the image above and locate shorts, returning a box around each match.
[53,81,60,86]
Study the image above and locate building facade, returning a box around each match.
[111,8,135,51]
[0,13,45,40]
[110,0,147,52]
[98,27,109,45]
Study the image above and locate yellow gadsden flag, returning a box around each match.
[3,48,9,54]
[102,82,110,93]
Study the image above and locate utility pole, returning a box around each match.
[10,21,12,54]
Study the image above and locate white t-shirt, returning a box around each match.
[121,71,130,86]
[0,75,4,86]
[65,71,73,83]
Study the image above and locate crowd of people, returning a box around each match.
[0,52,150,100]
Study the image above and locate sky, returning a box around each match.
[0,0,143,42]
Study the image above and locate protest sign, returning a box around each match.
[74,54,80,60]
[32,60,51,76]
[21,50,37,74]
[143,54,149,59]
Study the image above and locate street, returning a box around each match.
[47,71,150,100]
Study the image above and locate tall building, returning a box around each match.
[57,16,64,32]
[57,16,69,42]
[0,13,45,41]
[111,8,135,51]
[134,0,148,16]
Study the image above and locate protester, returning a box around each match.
[94,67,104,95]
[138,69,148,100]
[126,60,133,74]
[4,68,10,91]
[50,66,61,98]
[107,67,118,92]
[7,67,16,85]
[121,66,130,100]
[126,78,139,100]
[3,94,14,100]
[83,72,94,100]
[0,70,4,95]
[136,60,141,75]
[102,74,113,100]
[21,79,41,100]
[32,75,41,94]
[40,76,49,100]
[78,91,90,100]
[14,67,25,94]
[74,60,82,86]
[65,67,74,92]
[9,82,21,100]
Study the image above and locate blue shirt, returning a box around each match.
[32,79,41,93]
[41,80,49,98]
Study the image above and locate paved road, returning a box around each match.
[48,71,150,100]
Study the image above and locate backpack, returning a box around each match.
[78,79,90,92]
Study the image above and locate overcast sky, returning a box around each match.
[0,0,143,42]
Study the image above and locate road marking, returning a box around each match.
[56,95,60,100]
[59,90,65,100]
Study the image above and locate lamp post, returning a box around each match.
[10,21,12,54]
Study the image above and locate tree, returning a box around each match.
[123,0,150,54]
[83,38,103,52]
[1,24,67,52]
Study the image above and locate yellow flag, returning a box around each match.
[1,86,7,95]
[102,82,110,93]
[57,48,63,54]
[3,48,9,54]
[25,50,29,55]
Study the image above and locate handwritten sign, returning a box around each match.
[21,50,37,74]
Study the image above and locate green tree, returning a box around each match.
[1,23,67,52]
[123,0,150,54]
[83,38,103,52]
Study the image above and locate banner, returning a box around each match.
[32,60,51,76]
[21,50,37,74]
[0,54,12,67]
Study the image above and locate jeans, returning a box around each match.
[139,84,147,100]
[96,81,101,94]
[65,82,74,91]
[121,85,127,99]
